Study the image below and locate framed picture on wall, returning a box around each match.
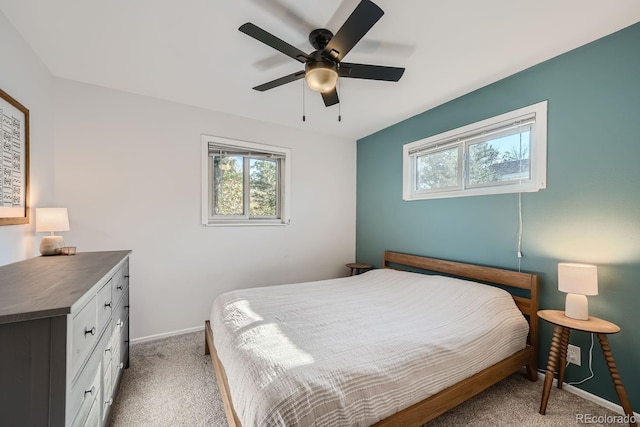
[0,88,29,225]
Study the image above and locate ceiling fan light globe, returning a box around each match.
[305,65,338,93]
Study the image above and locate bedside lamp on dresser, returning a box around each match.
[36,207,70,256]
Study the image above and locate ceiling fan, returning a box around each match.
[239,0,405,107]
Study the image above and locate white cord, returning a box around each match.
[515,126,525,272]
[517,192,523,272]
[518,192,523,251]
[567,333,595,385]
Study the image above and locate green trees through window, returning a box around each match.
[203,135,290,226]
[416,147,459,190]
[415,132,530,192]
[404,101,546,200]
[249,158,278,217]
[213,155,279,218]
[213,156,243,215]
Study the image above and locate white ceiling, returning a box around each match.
[1,0,639,140]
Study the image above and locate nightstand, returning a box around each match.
[346,262,373,276]
[538,309,637,426]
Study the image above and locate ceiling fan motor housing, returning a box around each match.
[308,28,334,50]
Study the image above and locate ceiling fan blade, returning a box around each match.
[339,62,404,81]
[321,88,340,107]
[355,39,416,58]
[253,70,305,91]
[247,0,316,37]
[325,0,361,36]
[322,0,384,62]
[239,23,311,63]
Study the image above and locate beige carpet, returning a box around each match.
[109,331,623,427]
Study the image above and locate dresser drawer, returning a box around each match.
[83,396,100,427]
[70,361,101,427]
[114,290,129,327]
[123,260,129,288]
[102,328,114,373]
[96,279,112,335]
[111,267,128,305]
[70,326,110,423]
[71,296,98,376]
[120,319,130,367]
[102,360,113,419]
[112,349,125,389]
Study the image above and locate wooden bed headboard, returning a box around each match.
[383,251,540,348]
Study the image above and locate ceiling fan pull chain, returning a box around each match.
[338,78,342,122]
[302,79,306,122]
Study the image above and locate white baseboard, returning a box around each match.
[131,325,205,344]
[537,372,639,419]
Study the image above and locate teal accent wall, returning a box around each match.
[356,23,640,410]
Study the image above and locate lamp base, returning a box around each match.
[40,235,64,256]
[565,293,589,320]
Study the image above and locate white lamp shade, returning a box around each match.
[558,263,598,296]
[36,208,70,233]
[305,63,338,93]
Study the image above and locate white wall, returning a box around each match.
[53,78,356,339]
[0,11,54,265]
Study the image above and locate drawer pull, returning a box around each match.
[105,347,112,354]
[125,305,129,309]
[105,398,113,407]
[84,386,96,397]
[117,284,123,290]
[124,275,130,279]
[84,326,96,336]
[118,362,124,370]
[116,320,124,328]
[104,301,112,308]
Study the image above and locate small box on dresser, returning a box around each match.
[0,251,131,427]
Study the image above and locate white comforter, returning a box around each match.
[210,268,528,427]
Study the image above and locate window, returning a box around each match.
[403,101,547,200]
[201,135,290,226]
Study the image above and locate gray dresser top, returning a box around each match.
[0,250,131,324]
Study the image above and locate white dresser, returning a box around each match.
[0,251,131,427]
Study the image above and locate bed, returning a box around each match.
[205,251,539,426]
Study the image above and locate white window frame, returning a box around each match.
[201,135,291,226]
[403,101,547,201]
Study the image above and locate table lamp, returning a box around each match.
[36,208,70,256]
[558,263,598,320]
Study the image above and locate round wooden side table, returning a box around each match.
[346,262,373,276]
[538,309,637,426]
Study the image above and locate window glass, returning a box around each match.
[213,155,244,216]
[467,130,531,187]
[416,146,459,191]
[402,101,547,200]
[249,158,278,217]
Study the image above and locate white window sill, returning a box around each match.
[406,181,545,201]
[203,220,289,227]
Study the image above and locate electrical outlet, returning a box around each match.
[567,344,581,366]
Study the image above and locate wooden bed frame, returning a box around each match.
[205,250,539,427]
